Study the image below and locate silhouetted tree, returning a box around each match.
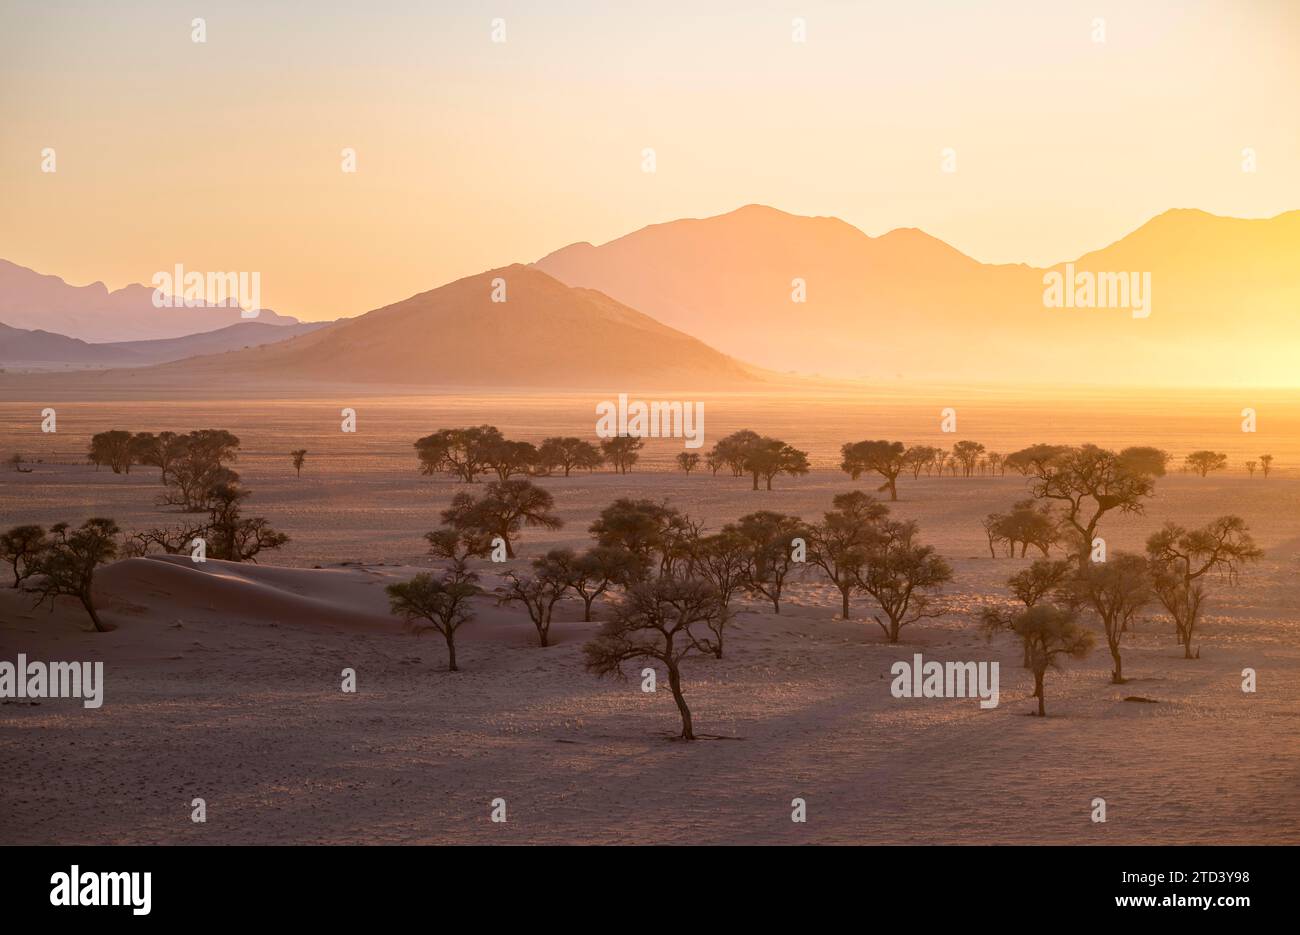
[442,479,561,559]
[709,430,762,477]
[1245,460,1256,477]
[497,550,572,647]
[1260,454,1273,478]
[854,519,952,642]
[583,575,722,740]
[904,445,943,479]
[414,425,502,482]
[537,437,603,476]
[1004,444,1068,476]
[694,530,750,656]
[1184,450,1228,477]
[589,498,683,571]
[387,567,480,672]
[987,499,1059,557]
[291,449,307,477]
[841,439,907,500]
[600,436,644,474]
[132,431,188,483]
[1067,552,1152,683]
[203,481,290,562]
[675,452,701,474]
[992,604,1094,716]
[729,511,807,614]
[160,430,241,511]
[88,431,136,474]
[1146,516,1262,658]
[1,524,46,588]
[29,518,120,632]
[1027,444,1160,568]
[560,546,647,621]
[740,436,810,490]
[806,491,887,618]
[484,439,538,480]
[951,440,986,477]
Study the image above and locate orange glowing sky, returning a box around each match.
[2,0,1298,320]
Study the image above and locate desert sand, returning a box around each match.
[2,394,1297,845]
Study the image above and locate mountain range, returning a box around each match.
[0,258,299,343]
[2,205,1297,389]
[535,205,1300,386]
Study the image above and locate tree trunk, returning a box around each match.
[82,596,108,633]
[886,476,898,501]
[840,587,851,619]
[582,594,594,622]
[667,665,694,740]
[751,472,759,490]
[1110,643,1123,683]
[445,632,458,672]
[1034,671,1045,716]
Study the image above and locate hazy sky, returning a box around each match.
[2,0,1297,320]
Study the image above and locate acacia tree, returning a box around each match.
[1246,460,1257,477]
[291,449,307,477]
[1067,552,1153,683]
[1004,444,1068,476]
[951,440,986,477]
[1184,450,1228,477]
[1146,516,1262,659]
[841,440,907,501]
[161,430,241,511]
[1260,454,1273,478]
[203,481,290,562]
[1027,444,1161,569]
[560,546,646,621]
[537,437,603,477]
[729,511,807,614]
[589,498,683,572]
[709,430,762,477]
[1,524,47,588]
[904,445,942,479]
[806,491,887,619]
[854,519,952,642]
[979,558,1074,669]
[583,576,722,740]
[88,431,136,474]
[741,437,809,490]
[442,479,561,559]
[694,530,750,656]
[600,436,644,474]
[414,425,502,482]
[29,518,120,632]
[675,452,700,474]
[986,499,1059,557]
[387,566,480,672]
[1001,604,1094,716]
[483,439,538,481]
[497,550,572,647]
[133,431,188,484]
